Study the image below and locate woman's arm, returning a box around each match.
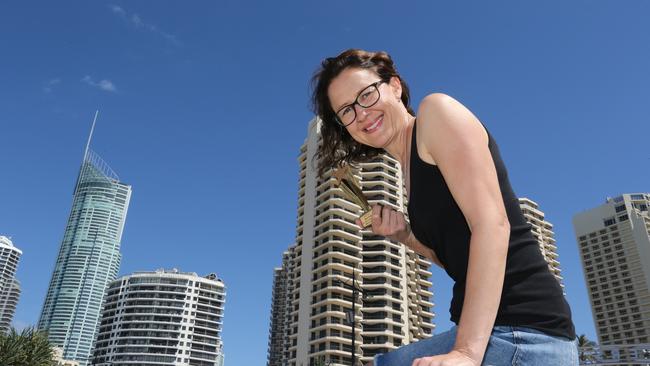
[403,229,444,268]
[414,93,510,366]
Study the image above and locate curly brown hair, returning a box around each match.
[311,49,414,178]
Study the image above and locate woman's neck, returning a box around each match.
[384,114,416,169]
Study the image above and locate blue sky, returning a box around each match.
[1,1,649,364]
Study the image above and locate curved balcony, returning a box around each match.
[314,226,361,243]
[313,246,359,264]
[314,216,358,232]
[316,196,363,213]
[416,277,433,287]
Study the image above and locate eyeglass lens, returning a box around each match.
[337,83,380,126]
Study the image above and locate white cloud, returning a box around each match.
[97,79,117,92]
[108,4,180,46]
[43,78,61,93]
[82,75,117,93]
[130,14,142,27]
[109,4,125,16]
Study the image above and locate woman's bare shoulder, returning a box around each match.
[415,93,488,161]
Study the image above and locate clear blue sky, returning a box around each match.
[1,1,649,364]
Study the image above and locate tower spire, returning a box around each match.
[83,110,99,162]
[72,110,100,195]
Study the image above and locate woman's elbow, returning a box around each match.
[497,215,511,234]
[494,215,511,241]
[472,214,510,234]
[473,215,510,249]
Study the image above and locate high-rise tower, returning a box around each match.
[518,198,565,291]
[0,236,22,333]
[573,193,650,361]
[267,250,291,366]
[92,269,226,366]
[38,114,132,365]
[267,118,434,366]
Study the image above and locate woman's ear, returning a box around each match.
[389,76,402,100]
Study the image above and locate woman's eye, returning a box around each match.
[341,106,353,116]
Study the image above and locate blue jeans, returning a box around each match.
[374,326,578,366]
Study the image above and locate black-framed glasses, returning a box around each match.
[335,81,385,127]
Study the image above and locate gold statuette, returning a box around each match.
[333,165,372,228]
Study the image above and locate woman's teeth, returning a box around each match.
[366,117,381,132]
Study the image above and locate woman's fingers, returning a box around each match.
[369,205,394,232]
[381,206,392,232]
[372,205,382,223]
[381,207,393,234]
[389,208,397,229]
[371,205,383,233]
[367,204,411,243]
[395,211,407,231]
[412,358,436,366]
[412,358,426,366]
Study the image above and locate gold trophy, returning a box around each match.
[333,165,373,228]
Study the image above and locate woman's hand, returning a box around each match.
[357,204,444,267]
[412,350,480,366]
[356,204,410,243]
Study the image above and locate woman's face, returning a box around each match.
[328,67,404,149]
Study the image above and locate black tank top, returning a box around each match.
[407,120,576,339]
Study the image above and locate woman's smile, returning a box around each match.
[362,115,383,133]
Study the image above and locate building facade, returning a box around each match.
[92,269,226,366]
[267,251,291,366]
[518,198,565,291]
[573,193,650,361]
[52,346,80,366]
[267,118,434,366]
[0,236,22,333]
[38,125,132,365]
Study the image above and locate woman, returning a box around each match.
[311,49,577,366]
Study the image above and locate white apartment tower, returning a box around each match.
[267,119,434,366]
[92,269,226,366]
[573,193,650,358]
[0,236,22,333]
[518,198,565,291]
[267,250,291,366]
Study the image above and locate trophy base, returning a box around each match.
[359,211,373,228]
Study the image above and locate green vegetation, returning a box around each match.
[577,334,597,362]
[0,327,56,366]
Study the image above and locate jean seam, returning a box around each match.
[511,327,520,366]
[572,338,579,365]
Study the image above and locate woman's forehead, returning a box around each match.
[328,68,379,109]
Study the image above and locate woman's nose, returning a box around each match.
[356,105,369,121]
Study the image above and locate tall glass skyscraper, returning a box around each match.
[38,117,132,365]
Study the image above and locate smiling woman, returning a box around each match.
[311,50,416,178]
[311,49,578,366]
